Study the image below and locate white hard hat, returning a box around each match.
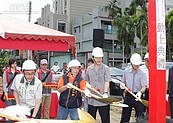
[40,59,48,64]
[130,53,142,65]
[144,53,149,59]
[22,60,36,70]
[68,59,81,68]
[92,47,103,57]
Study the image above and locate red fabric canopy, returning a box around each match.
[0,14,76,55]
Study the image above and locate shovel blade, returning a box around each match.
[77,108,96,123]
[141,99,149,107]
[111,102,129,107]
[97,96,122,103]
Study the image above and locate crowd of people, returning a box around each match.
[1,46,172,123]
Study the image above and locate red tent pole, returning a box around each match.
[148,0,166,122]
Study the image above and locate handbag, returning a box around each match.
[1,72,17,102]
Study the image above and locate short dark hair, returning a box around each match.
[54,62,58,65]
[81,63,85,67]
[87,58,94,63]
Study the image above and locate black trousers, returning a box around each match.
[142,88,149,101]
[31,105,42,119]
[142,88,149,113]
[120,93,144,123]
[88,104,110,123]
[169,97,173,118]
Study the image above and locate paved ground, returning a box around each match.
[96,105,136,123]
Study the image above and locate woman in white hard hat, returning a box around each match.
[11,60,42,119]
[85,47,112,123]
[120,53,147,123]
[57,59,91,120]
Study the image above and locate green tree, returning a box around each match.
[166,9,173,60]
[126,0,148,56]
[104,0,122,19]
[0,50,9,76]
[114,11,136,63]
[104,0,148,63]
[104,0,136,64]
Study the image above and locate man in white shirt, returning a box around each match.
[51,62,60,74]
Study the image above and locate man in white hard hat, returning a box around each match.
[11,60,42,119]
[85,47,112,123]
[57,59,91,120]
[140,53,149,113]
[120,53,147,123]
[140,53,149,89]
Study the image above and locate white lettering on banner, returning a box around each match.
[156,0,166,70]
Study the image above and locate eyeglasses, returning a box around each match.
[71,67,80,70]
[24,72,35,76]
[41,64,47,66]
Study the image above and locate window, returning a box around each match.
[58,21,66,32]
[55,1,58,12]
[65,0,67,6]
[74,29,77,33]
[107,25,112,34]
[79,26,81,33]
[103,22,112,34]
[64,10,67,15]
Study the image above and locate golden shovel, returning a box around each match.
[0,108,95,123]
[111,101,129,108]
[69,84,122,104]
[86,84,122,103]
[118,81,148,107]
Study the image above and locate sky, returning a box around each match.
[0,0,52,23]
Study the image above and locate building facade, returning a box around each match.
[36,0,173,67]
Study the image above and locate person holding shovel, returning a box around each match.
[120,53,147,123]
[57,59,91,120]
[85,47,112,123]
[140,52,149,113]
[11,60,42,119]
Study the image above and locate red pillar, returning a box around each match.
[148,0,166,123]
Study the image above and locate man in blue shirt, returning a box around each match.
[120,53,147,123]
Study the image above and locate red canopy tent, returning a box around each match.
[0,14,76,55]
[0,14,76,119]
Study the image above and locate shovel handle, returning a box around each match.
[0,111,27,122]
[118,81,142,102]
[68,84,102,99]
[86,85,103,97]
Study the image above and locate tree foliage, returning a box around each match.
[166,9,173,60]
[104,0,122,19]
[0,50,9,76]
[113,11,135,57]
[126,0,148,47]
[104,0,148,59]
[105,0,173,61]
